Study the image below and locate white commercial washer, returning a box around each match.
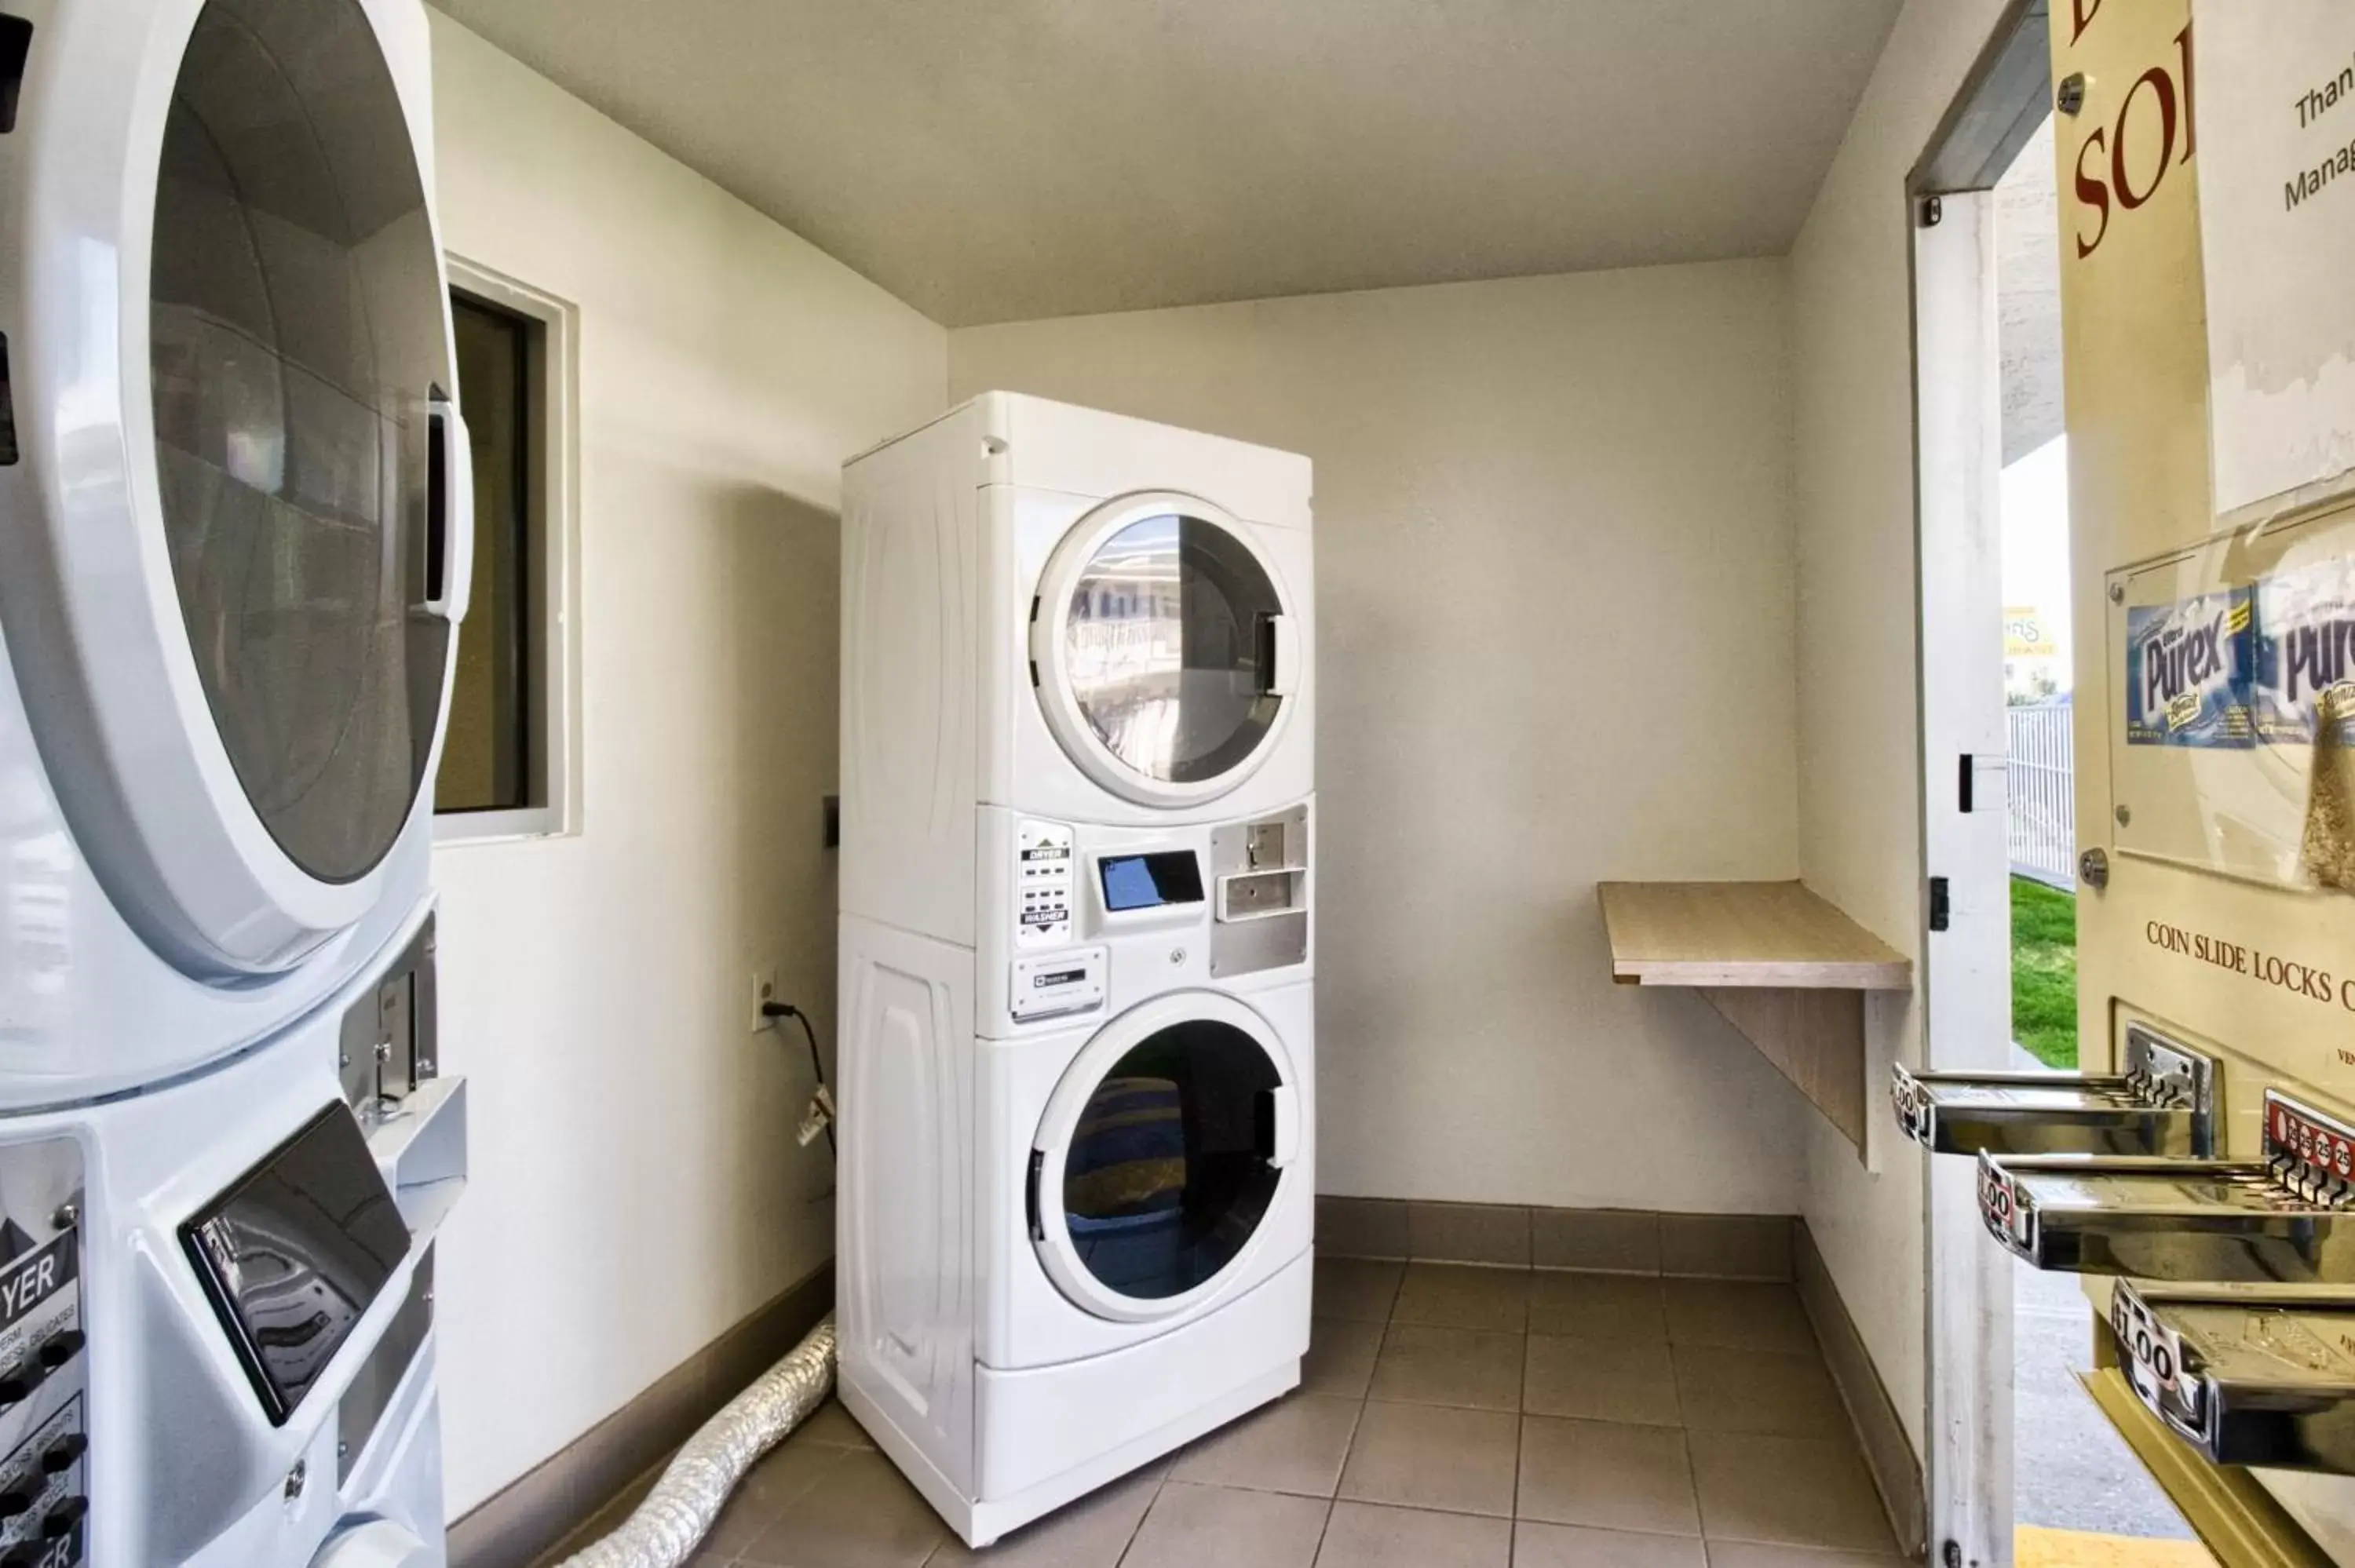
[0,0,473,1561]
[838,395,1315,1547]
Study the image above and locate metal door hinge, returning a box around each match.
[1928,876,1951,932]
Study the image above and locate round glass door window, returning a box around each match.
[1059,1018,1283,1300]
[1061,513,1284,788]
[148,0,451,884]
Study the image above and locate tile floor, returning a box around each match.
[588,1262,1908,1567]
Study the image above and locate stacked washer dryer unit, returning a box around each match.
[839,392,1315,1548]
[0,0,472,1563]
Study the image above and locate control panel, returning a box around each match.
[1014,821,1075,949]
[1010,947,1108,1021]
[0,1143,86,1568]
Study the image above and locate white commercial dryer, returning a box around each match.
[838,395,1316,1548]
[840,392,1313,946]
[0,0,474,1562]
[0,0,473,1107]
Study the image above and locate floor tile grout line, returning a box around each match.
[1106,1468,1165,1568]
[1304,1493,1339,1566]
[1679,1418,1702,1541]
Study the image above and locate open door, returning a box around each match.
[1905,3,2355,1565]
[1911,141,2017,1568]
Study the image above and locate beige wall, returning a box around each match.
[1788,0,2014,1457]
[425,16,946,1513]
[951,264,1812,1212]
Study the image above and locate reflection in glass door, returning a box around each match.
[1056,1017,1283,1303]
[148,0,453,884]
[1059,513,1284,789]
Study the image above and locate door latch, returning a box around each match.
[1928,877,1951,932]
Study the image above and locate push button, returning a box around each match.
[0,1364,40,1405]
[39,1495,85,1537]
[38,1435,84,1475]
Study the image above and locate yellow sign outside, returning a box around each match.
[2005,606,2059,658]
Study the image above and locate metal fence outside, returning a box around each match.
[2007,698,2075,888]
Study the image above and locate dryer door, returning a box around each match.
[1031,493,1299,808]
[0,0,466,977]
[1030,990,1303,1324]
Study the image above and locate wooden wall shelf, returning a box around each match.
[1597,881,1913,1151]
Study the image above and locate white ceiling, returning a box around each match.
[431,0,1903,326]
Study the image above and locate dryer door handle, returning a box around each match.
[422,392,476,624]
[1261,614,1300,697]
[1258,1085,1302,1169]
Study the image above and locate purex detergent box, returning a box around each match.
[2253,559,2355,745]
[2124,588,2255,747]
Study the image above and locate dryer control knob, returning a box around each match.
[311,1519,435,1568]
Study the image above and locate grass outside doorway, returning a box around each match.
[2013,875,2078,1069]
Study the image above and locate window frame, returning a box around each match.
[433,256,582,844]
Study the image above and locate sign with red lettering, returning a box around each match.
[2067,19,2194,261]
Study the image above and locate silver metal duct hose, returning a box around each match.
[553,1315,839,1568]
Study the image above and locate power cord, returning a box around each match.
[761,1000,836,1154]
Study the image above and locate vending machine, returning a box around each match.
[1895,3,2355,1561]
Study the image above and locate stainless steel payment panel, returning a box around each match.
[2109,1279,2355,1474]
[1980,1091,2355,1282]
[1893,1023,2218,1158]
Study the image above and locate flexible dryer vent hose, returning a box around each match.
[553,1315,839,1568]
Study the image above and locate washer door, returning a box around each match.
[2,0,469,975]
[1030,990,1303,1323]
[1031,493,1299,809]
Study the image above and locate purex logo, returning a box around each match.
[2141,614,2225,710]
[2281,614,2355,705]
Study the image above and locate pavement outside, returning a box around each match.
[2013,1258,2196,1540]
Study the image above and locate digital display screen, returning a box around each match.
[181,1103,411,1425]
[1099,851,1205,912]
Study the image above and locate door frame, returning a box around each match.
[1907,5,2055,1565]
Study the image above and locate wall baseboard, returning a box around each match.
[447,1262,834,1568]
[1793,1221,1927,1556]
[1316,1194,1795,1279]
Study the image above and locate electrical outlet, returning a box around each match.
[751,965,779,1034]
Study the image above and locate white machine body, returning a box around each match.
[0,0,473,1106]
[0,2,473,1563]
[0,899,467,1567]
[838,396,1316,1547]
[840,392,1314,948]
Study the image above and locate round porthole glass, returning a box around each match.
[149,0,451,883]
[1061,514,1283,787]
[1059,1017,1283,1300]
